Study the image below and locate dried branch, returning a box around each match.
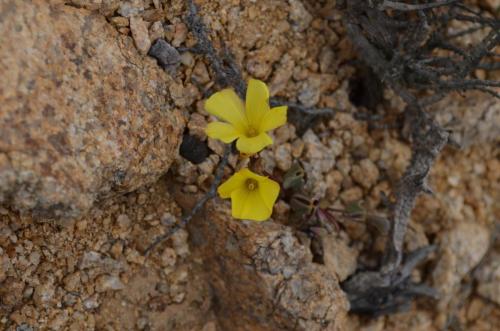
[146,0,242,255]
[344,245,438,316]
[382,108,449,272]
[185,0,246,97]
[145,146,230,255]
[147,0,341,254]
[339,0,499,315]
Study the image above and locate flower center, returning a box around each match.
[247,126,258,137]
[245,178,258,191]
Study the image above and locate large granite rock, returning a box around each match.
[0,1,184,220]
[189,202,349,331]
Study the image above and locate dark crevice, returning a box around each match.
[348,63,384,110]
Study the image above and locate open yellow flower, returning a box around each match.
[205,79,287,155]
[218,168,280,221]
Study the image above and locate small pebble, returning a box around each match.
[118,0,144,17]
[149,21,164,41]
[130,16,151,55]
[83,294,100,310]
[95,274,125,292]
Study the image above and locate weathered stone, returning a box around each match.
[0,1,184,220]
[117,0,144,17]
[67,0,121,16]
[274,143,293,171]
[269,54,295,95]
[33,280,56,308]
[149,21,165,42]
[351,159,380,189]
[95,274,125,292]
[187,113,208,140]
[79,251,125,273]
[320,233,359,282]
[475,252,500,305]
[130,16,151,55]
[432,91,500,148]
[432,221,490,310]
[189,202,349,331]
[288,0,312,32]
[298,75,322,107]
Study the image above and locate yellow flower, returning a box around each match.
[205,79,287,155]
[218,168,280,221]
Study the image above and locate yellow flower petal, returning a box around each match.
[231,188,272,221]
[217,170,247,198]
[205,89,247,132]
[256,177,280,211]
[218,168,280,221]
[205,122,241,143]
[236,132,273,155]
[246,79,270,128]
[259,106,287,132]
[230,188,250,218]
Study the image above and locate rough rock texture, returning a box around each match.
[475,252,500,306]
[432,221,490,310]
[189,202,349,331]
[432,91,500,148]
[0,180,215,331]
[0,1,184,220]
[1,0,500,330]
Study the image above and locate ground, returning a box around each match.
[0,0,499,330]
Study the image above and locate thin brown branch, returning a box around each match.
[145,145,230,255]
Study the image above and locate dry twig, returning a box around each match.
[339,0,499,315]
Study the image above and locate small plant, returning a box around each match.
[205,79,287,221]
[217,168,280,221]
[205,79,287,155]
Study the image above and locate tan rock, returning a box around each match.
[246,45,282,79]
[149,21,165,42]
[172,22,188,47]
[475,252,500,305]
[68,0,121,16]
[95,274,125,292]
[432,91,500,148]
[192,60,211,84]
[0,1,184,220]
[274,143,293,171]
[117,0,144,17]
[320,233,358,282]
[351,159,380,189]
[34,280,56,308]
[340,186,363,204]
[187,113,208,140]
[63,272,81,292]
[189,202,349,331]
[484,0,499,10]
[288,0,312,32]
[298,75,322,107]
[432,221,490,310]
[269,54,295,95]
[109,16,130,28]
[130,16,151,55]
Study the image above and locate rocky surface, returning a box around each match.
[432,91,500,148]
[432,221,490,310]
[189,201,349,331]
[0,180,215,331]
[475,251,500,306]
[0,1,184,220]
[0,0,499,330]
